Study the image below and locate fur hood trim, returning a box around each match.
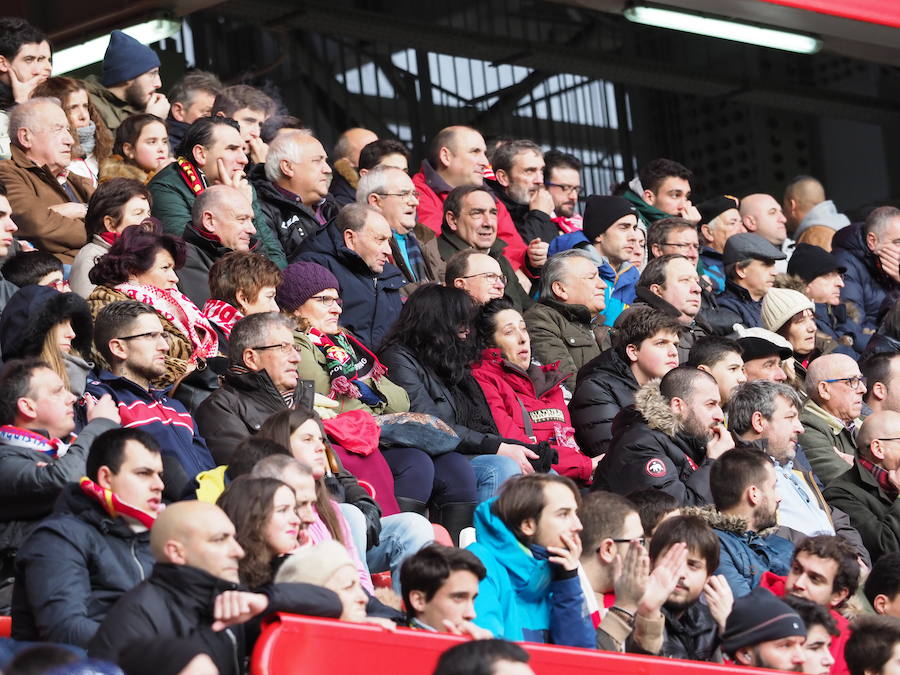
[333,157,359,189]
[634,379,681,436]
[774,274,807,293]
[98,154,155,184]
[682,504,780,537]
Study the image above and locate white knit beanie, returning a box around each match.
[761,287,815,333]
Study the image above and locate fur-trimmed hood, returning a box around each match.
[0,285,93,360]
[682,504,779,537]
[633,379,681,436]
[98,154,156,184]
[333,157,359,189]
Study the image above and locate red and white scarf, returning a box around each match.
[114,282,219,360]
[80,477,158,529]
[0,425,68,458]
[202,299,243,339]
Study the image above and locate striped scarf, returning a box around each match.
[0,425,67,458]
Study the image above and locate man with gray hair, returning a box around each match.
[0,97,93,263]
[195,312,304,464]
[358,165,444,289]
[523,249,609,380]
[254,128,329,262]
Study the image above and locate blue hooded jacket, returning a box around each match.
[466,499,594,647]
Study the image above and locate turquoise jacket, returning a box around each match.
[467,499,594,647]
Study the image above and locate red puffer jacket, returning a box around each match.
[470,348,592,483]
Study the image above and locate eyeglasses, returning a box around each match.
[823,376,867,390]
[545,182,583,196]
[459,272,507,285]
[250,342,299,355]
[875,438,900,443]
[308,295,343,308]
[662,242,701,251]
[376,190,420,200]
[602,537,647,550]
[116,331,171,343]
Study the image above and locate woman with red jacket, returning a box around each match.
[471,299,598,485]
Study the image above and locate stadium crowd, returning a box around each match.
[2,15,900,675]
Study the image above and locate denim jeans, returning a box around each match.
[468,454,522,503]
[339,503,433,593]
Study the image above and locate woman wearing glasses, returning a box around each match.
[87,222,219,387]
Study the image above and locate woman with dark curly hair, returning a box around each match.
[99,113,172,184]
[378,284,526,502]
[216,476,301,587]
[87,222,218,386]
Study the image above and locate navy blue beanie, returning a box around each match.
[101,30,161,87]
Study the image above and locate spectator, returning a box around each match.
[99,113,170,183]
[202,250,281,344]
[87,224,219,388]
[432,639,533,675]
[647,217,701,268]
[593,366,733,504]
[620,158,700,228]
[70,178,151,297]
[86,31,169,133]
[411,125,526,270]
[444,249,506,305]
[486,138,557,244]
[735,326,792,383]
[380,285,530,505]
[0,97,93,263]
[543,149,583,234]
[33,77,114,187]
[400,543,491,637]
[467,473,594,647]
[326,127,378,208]
[783,175,849,251]
[721,586,806,670]
[864,552,900,618]
[11,427,162,646]
[697,195,743,294]
[0,285,93,395]
[165,70,223,153]
[707,448,795,597]
[782,595,839,675]
[711,233,786,334]
[88,501,342,673]
[194,312,303,464]
[627,489,680,535]
[741,193,789,256]
[253,128,329,262]
[148,116,286,267]
[438,185,532,310]
[86,300,216,500]
[472,298,592,483]
[0,183,18,305]
[799,353,866,485]
[686,336,746,406]
[632,226,647,271]
[357,138,410,175]
[762,288,820,384]
[523,249,609,380]
[0,359,120,603]
[0,18,51,159]
[824,410,900,562]
[570,307,682,458]
[833,206,900,341]
[212,85,274,165]
[358,165,444,289]
[861,352,900,415]
[178,185,260,307]
[630,253,708,362]
[1,249,64,288]
[845,616,900,675]
[297,204,404,349]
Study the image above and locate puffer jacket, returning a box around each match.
[570,348,639,457]
[833,222,897,345]
[11,483,154,646]
[629,602,721,662]
[523,299,609,381]
[591,381,715,506]
[250,165,324,263]
[296,223,405,350]
[470,348,592,483]
[709,280,762,334]
[624,286,710,364]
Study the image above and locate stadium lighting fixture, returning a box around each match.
[623,4,822,55]
[52,19,182,75]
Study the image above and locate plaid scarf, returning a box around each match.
[307,328,386,402]
[0,425,68,458]
[395,232,427,283]
[859,457,899,500]
[79,477,157,529]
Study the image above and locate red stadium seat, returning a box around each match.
[0,615,10,638]
[250,613,768,675]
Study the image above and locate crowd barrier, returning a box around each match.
[250,613,771,675]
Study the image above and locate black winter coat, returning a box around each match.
[251,166,323,263]
[487,179,558,244]
[11,484,154,646]
[178,223,261,309]
[194,368,314,465]
[708,280,761,335]
[592,382,714,506]
[629,603,721,662]
[297,223,405,350]
[569,348,639,457]
[88,563,342,675]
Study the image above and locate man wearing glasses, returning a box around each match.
[87,300,215,500]
[543,149,584,235]
[799,354,867,485]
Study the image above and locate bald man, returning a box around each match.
[741,193,789,273]
[799,354,867,485]
[327,127,378,208]
[783,176,849,251]
[824,410,900,561]
[89,502,342,674]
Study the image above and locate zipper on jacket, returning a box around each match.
[130,540,145,581]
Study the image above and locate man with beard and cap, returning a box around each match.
[722,586,807,671]
[783,176,850,252]
[591,366,734,505]
[697,195,744,294]
[735,326,793,384]
[799,353,866,486]
[706,448,795,597]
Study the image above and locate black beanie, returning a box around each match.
[582,196,637,243]
[722,587,806,656]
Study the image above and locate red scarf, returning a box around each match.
[0,425,66,458]
[99,231,118,246]
[80,477,157,529]
[307,328,386,399]
[175,156,206,195]
[202,299,243,338]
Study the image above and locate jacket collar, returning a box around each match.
[183,222,260,258]
[723,279,758,303]
[802,398,857,436]
[477,347,569,397]
[634,286,681,318]
[55,482,147,540]
[95,369,169,398]
[438,226,507,258]
[419,159,454,196]
[536,298,594,326]
[151,563,240,609]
